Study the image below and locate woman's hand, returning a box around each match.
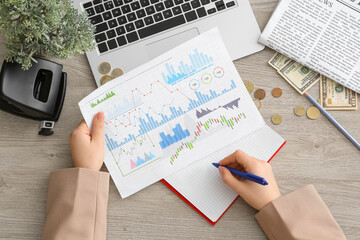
[69,112,105,171]
[219,150,281,210]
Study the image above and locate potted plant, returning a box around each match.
[0,0,95,70]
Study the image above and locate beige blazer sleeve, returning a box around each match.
[42,168,109,240]
[255,184,346,240]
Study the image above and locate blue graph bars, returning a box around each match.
[188,80,236,110]
[106,133,138,150]
[105,80,237,151]
[159,124,190,149]
[162,49,214,85]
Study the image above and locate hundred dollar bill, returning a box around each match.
[278,60,320,95]
[268,52,292,70]
[320,75,358,110]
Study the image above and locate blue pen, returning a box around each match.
[212,163,268,186]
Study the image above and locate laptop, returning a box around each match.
[72,0,264,87]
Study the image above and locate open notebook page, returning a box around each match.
[164,125,285,223]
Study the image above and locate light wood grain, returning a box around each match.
[0,0,359,239]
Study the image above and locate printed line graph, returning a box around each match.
[105,80,190,122]
[104,79,237,150]
[169,112,247,164]
[106,110,248,174]
[98,64,241,175]
[132,80,190,100]
[84,41,252,179]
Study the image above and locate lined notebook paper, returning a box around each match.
[164,125,285,224]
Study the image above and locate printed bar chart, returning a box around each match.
[159,124,190,149]
[106,133,138,150]
[162,49,214,85]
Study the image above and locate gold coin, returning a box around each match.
[271,114,283,125]
[254,89,266,100]
[307,106,320,120]
[272,88,282,98]
[294,105,306,117]
[244,81,254,94]
[99,62,111,74]
[100,75,113,85]
[111,68,124,78]
[253,98,262,110]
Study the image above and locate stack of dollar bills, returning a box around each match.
[269,52,358,111]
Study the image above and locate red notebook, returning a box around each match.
[162,125,286,225]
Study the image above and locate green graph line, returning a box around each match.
[106,112,247,176]
[170,113,246,164]
[90,91,116,108]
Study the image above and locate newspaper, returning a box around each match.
[259,0,360,94]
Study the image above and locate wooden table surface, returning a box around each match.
[0,0,359,239]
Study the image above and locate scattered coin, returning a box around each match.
[294,105,306,117]
[272,88,282,98]
[271,114,283,125]
[254,89,266,100]
[244,81,254,94]
[111,68,124,78]
[99,62,111,74]
[100,75,113,85]
[253,98,262,110]
[306,106,320,120]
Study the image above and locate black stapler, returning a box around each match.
[0,58,67,136]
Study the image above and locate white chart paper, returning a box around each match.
[79,29,266,198]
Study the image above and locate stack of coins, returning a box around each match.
[98,62,124,85]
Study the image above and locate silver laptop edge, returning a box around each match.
[73,0,264,87]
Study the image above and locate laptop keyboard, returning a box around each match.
[82,0,236,54]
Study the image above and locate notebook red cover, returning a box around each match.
[161,140,286,225]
